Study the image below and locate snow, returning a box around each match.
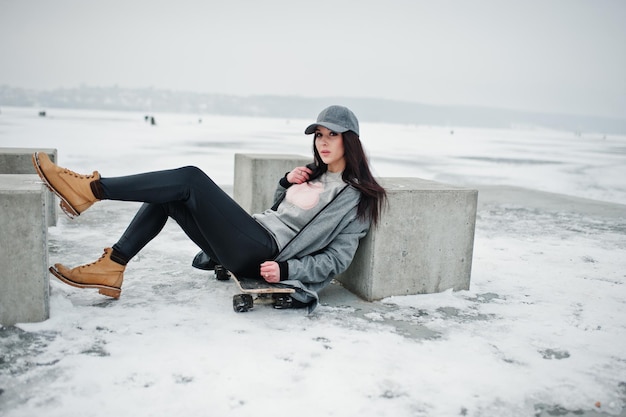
[1,106,625,417]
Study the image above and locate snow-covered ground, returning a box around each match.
[1,106,625,417]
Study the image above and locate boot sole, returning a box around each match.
[32,152,80,219]
[49,266,122,299]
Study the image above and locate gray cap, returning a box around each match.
[304,105,360,136]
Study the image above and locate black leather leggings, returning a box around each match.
[98,166,278,278]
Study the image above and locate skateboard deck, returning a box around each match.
[232,275,295,294]
[229,272,295,312]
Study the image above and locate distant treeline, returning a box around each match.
[1,85,624,134]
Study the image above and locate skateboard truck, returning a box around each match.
[232,293,297,312]
[271,294,295,309]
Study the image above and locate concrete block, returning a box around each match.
[0,174,50,325]
[336,178,477,301]
[234,153,311,214]
[232,154,478,301]
[0,148,58,226]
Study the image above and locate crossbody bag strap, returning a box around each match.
[275,184,350,259]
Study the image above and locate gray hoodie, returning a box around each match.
[270,179,370,311]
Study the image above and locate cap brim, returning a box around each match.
[304,122,350,135]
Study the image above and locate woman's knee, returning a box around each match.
[177,165,205,178]
[175,166,212,186]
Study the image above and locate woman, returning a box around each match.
[32,105,387,310]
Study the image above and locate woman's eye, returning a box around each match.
[315,131,338,139]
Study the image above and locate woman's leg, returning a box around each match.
[99,166,277,277]
[36,155,277,297]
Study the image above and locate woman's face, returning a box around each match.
[315,126,345,172]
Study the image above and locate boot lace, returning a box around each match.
[62,167,99,180]
[80,250,108,269]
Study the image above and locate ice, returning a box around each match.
[1,106,625,417]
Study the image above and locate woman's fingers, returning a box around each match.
[288,166,312,184]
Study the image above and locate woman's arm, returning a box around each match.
[271,165,314,209]
[284,219,369,285]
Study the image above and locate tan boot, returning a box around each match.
[32,152,100,218]
[50,248,125,298]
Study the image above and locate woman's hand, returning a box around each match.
[286,166,313,184]
[260,261,281,283]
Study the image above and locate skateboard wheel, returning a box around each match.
[272,294,294,309]
[215,265,231,281]
[233,294,254,312]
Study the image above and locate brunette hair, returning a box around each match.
[308,131,387,226]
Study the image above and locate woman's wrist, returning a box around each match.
[279,172,293,188]
[278,261,289,281]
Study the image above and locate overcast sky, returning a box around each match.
[1,0,624,119]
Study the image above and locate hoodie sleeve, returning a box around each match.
[270,174,292,211]
[285,216,370,284]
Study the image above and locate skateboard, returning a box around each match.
[213,266,295,312]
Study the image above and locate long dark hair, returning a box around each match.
[308,131,387,226]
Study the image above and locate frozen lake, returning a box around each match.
[1,106,625,416]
